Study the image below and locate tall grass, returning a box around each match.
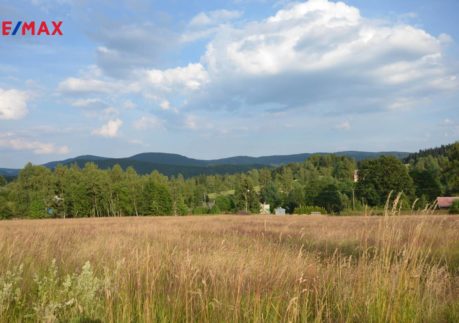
[0,210,458,322]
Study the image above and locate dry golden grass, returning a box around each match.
[1,215,458,322]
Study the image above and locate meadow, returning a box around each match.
[1,214,458,322]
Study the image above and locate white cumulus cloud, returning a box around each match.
[92,118,123,137]
[189,9,242,27]
[57,0,458,121]
[0,88,29,120]
[195,0,457,112]
[0,133,69,155]
[58,77,122,94]
[143,63,209,92]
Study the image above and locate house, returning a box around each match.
[274,207,286,215]
[437,197,459,208]
[260,203,270,215]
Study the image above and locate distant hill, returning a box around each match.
[60,158,267,178]
[43,155,109,169]
[404,142,458,162]
[209,151,410,166]
[0,150,411,178]
[129,153,205,167]
[0,168,20,176]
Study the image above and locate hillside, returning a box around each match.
[61,158,267,178]
[0,150,410,178]
[404,142,458,162]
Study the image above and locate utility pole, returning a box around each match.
[245,189,250,212]
[352,188,355,211]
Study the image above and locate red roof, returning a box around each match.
[437,197,459,208]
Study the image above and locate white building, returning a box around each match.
[274,207,286,215]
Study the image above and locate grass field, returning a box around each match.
[1,214,459,322]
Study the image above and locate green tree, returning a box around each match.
[234,178,259,213]
[450,200,459,215]
[125,167,142,216]
[285,182,305,213]
[260,182,282,209]
[82,163,109,217]
[141,180,173,215]
[410,169,442,202]
[0,175,6,187]
[0,191,12,219]
[356,156,414,206]
[10,163,55,218]
[214,195,235,213]
[315,184,345,214]
[64,164,91,217]
[446,142,459,194]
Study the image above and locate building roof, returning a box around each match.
[437,197,459,208]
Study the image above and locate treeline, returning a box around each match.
[0,142,458,219]
[404,142,456,163]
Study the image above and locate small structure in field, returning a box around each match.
[437,197,459,208]
[274,207,286,215]
[353,170,359,183]
[260,203,270,215]
[310,211,322,216]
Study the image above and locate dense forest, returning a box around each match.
[0,142,458,219]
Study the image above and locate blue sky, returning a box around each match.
[0,0,458,167]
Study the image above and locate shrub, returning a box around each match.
[0,198,12,219]
[450,200,459,214]
[33,260,104,322]
[0,265,23,318]
[192,206,209,215]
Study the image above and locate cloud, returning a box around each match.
[69,98,105,108]
[93,23,179,77]
[58,77,122,94]
[0,132,69,155]
[189,10,243,27]
[122,100,136,110]
[335,120,351,130]
[57,65,140,96]
[184,115,198,130]
[193,0,457,113]
[92,118,123,137]
[143,63,209,92]
[0,88,29,120]
[182,10,243,43]
[133,115,163,130]
[57,0,458,124]
[159,100,171,110]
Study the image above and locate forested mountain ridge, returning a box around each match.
[49,158,267,178]
[0,142,457,219]
[0,150,410,178]
[404,142,457,162]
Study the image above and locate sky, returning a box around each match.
[0,0,458,168]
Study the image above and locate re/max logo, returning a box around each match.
[2,21,63,36]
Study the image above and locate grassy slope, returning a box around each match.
[0,215,458,322]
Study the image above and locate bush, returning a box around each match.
[192,206,209,215]
[450,200,459,214]
[33,260,104,322]
[293,205,327,215]
[214,195,235,213]
[0,198,13,219]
